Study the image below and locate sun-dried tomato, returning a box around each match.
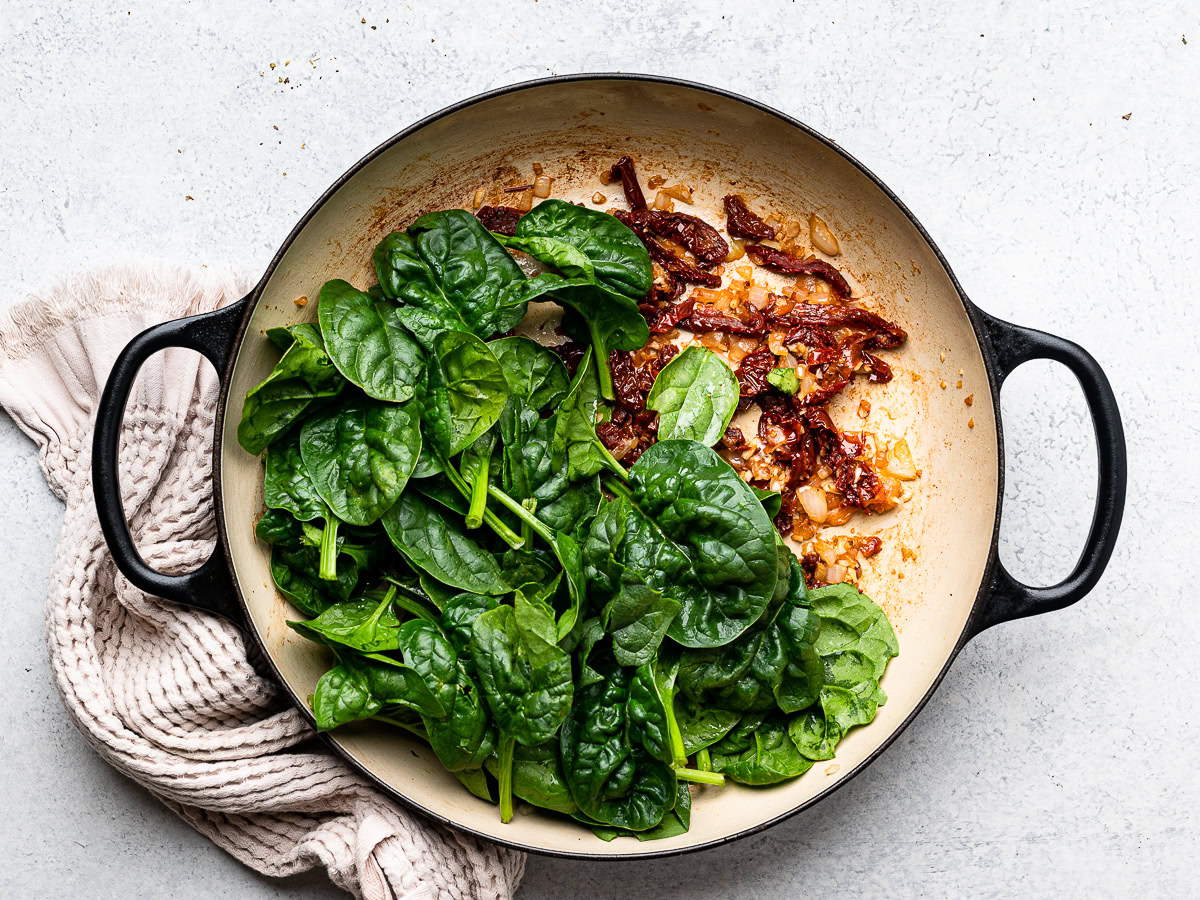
[719,425,747,450]
[735,346,778,398]
[723,194,776,241]
[857,536,883,558]
[745,245,853,299]
[610,156,647,210]
[476,205,524,236]
[800,552,820,585]
[639,211,728,268]
[648,343,678,376]
[648,296,695,334]
[614,210,723,288]
[688,302,767,337]
[772,303,906,348]
[550,339,588,377]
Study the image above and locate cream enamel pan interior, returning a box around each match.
[221,78,995,856]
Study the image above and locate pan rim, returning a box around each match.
[213,72,1005,861]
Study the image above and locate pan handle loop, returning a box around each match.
[91,296,252,626]
[969,311,1126,638]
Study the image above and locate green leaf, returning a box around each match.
[287,593,401,652]
[675,697,741,755]
[470,602,573,747]
[498,234,595,280]
[237,325,344,455]
[710,713,813,785]
[766,366,800,395]
[559,662,677,831]
[513,199,652,298]
[750,484,782,519]
[488,336,570,410]
[316,279,424,402]
[396,619,493,771]
[773,557,825,713]
[583,440,779,648]
[646,346,740,447]
[454,767,494,802]
[484,741,578,814]
[382,493,510,596]
[269,544,357,617]
[602,578,680,668]
[419,330,509,457]
[264,432,328,523]
[374,211,530,347]
[808,583,900,679]
[311,653,445,731]
[551,346,626,480]
[300,398,421,526]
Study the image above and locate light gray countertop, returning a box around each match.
[2,2,1196,897]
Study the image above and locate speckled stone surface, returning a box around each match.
[1,2,1196,897]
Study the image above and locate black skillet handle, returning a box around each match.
[969,310,1126,637]
[92,296,252,625]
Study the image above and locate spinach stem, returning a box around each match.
[374,715,429,742]
[696,748,712,772]
[380,577,438,621]
[661,685,688,766]
[520,498,537,548]
[465,453,489,530]
[488,484,554,547]
[603,476,634,500]
[673,767,725,786]
[498,735,516,824]
[318,516,339,581]
[585,318,615,401]
[364,585,398,629]
[436,452,524,549]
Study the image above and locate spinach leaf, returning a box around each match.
[513,199,652,299]
[470,591,574,822]
[255,507,305,546]
[601,576,680,668]
[374,210,530,347]
[381,492,510,596]
[311,652,445,731]
[419,330,509,457]
[750,485,782,519]
[454,767,494,802]
[440,593,500,662]
[396,619,493,771]
[237,324,344,455]
[300,398,421,526]
[287,590,401,652]
[551,346,627,481]
[488,336,570,410]
[645,346,740,447]
[574,618,607,688]
[316,278,424,402]
[809,583,900,679]
[584,440,779,648]
[559,661,677,831]
[264,432,344,580]
[545,278,650,402]
[269,544,357,617]
[675,697,741,755]
[498,234,595,280]
[484,741,577,815]
[710,713,813,785]
[773,559,825,713]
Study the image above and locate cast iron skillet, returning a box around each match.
[91,75,1125,859]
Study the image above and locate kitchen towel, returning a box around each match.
[0,264,525,900]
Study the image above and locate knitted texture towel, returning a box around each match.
[0,264,525,900]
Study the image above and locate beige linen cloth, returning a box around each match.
[0,264,525,899]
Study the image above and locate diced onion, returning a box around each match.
[797,485,829,524]
[810,213,840,256]
[533,175,553,198]
[825,564,846,584]
[653,191,674,211]
[747,284,770,309]
[888,439,918,480]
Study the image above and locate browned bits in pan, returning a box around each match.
[723,194,776,241]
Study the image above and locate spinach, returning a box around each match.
[601,575,680,668]
[559,661,677,831]
[645,346,740,447]
[710,713,813,785]
[551,346,627,481]
[374,210,530,347]
[460,431,496,529]
[237,324,344,455]
[255,507,305,546]
[470,590,574,822]
[488,336,570,410]
[419,330,509,457]
[440,593,500,661]
[396,619,493,771]
[484,741,577,815]
[264,433,343,580]
[585,440,779,648]
[287,589,401,652]
[809,583,900,679]
[675,697,741,755]
[544,278,650,402]
[766,366,800,395]
[317,278,424,403]
[269,544,357,617]
[311,652,445,731]
[300,398,421,526]
[751,485,782,519]
[381,492,510,596]
[773,559,825,713]
[498,234,595,280]
[455,767,494,802]
[512,199,652,299]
